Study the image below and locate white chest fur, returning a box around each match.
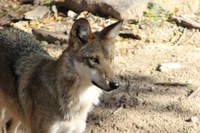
[50,120,85,133]
[79,85,102,107]
[51,85,102,133]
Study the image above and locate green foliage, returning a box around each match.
[43,0,54,6]
[143,2,172,26]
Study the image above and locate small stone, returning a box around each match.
[156,62,192,72]
[186,80,193,85]
[144,70,152,75]
[147,86,155,92]
[186,116,199,123]
[40,41,48,46]
[95,120,103,126]
[77,11,88,19]
[127,19,138,24]
[13,21,30,32]
[191,116,199,123]
[67,10,78,19]
[137,98,144,106]
[13,21,29,29]
[52,5,58,18]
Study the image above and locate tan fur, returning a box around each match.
[0,18,122,133]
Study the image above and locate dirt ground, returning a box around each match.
[11,20,200,133]
[41,38,200,133]
[1,1,200,133]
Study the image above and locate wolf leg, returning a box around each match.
[0,108,6,133]
[6,119,21,133]
[0,108,5,125]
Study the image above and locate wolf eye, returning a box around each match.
[90,57,99,64]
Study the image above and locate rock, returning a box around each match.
[13,21,29,28]
[32,28,68,44]
[13,21,30,32]
[186,80,192,85]
[21,0,200,19]
[63,0,149,20]
[24,6,50,20]
[156,62,193,72]
[0,3,33,25]
[40,40,48,45]
[67,10,78,19]
[186,116,199,123]
[42,21,69,34]
[51,5,58,18]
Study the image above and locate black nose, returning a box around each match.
[109,81,119,90]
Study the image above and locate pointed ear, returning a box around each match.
[69,18,93,50]
[100,20,123,40]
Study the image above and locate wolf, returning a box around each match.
[0,18,122,133]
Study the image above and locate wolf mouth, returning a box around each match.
[91,81,102,89]
[91,81,113,92]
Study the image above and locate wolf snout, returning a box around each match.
[109,81,119,90]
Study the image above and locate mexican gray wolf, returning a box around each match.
[0,18,123,133]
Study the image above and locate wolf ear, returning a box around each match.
[69,18,93,50]
[100,20,123,40]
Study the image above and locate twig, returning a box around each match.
[104,106,124,120]
[174,28,187,45]
[188,87,200,98]
[154,82,191,86]
[112,106,123,115]
[184,30,196,45]
[171,14,200,29]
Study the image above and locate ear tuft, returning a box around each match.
[70,18,93,43]
[100,20,123,40]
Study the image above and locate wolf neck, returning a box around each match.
[52,51,101,120]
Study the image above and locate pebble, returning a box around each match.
[157,62,192,72]
[67,10,78,19]
[187,116,199,123]
[40,41,48,46]
[186,80,193,85]
[51,5,58,17]
[13,21,30,32]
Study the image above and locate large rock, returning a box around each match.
[21,0,199,21]
[63,0,149,20]
[24,6,50,20]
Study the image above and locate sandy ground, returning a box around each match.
[1,23,200,133]
[1,30,200,133]
[39,39,200,133]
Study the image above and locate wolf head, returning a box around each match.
[67,18,122,91]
